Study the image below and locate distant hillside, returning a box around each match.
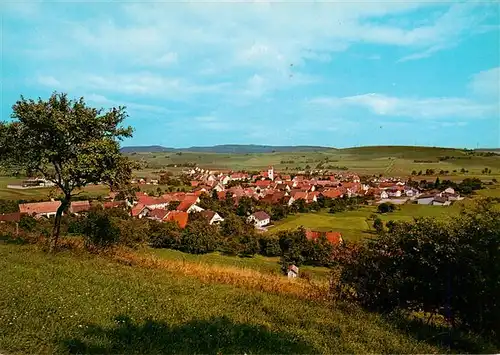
[120,145,177,153]
[121,144,333,154]
[121,144,500,156]
[475,148,500,154]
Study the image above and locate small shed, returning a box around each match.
[287,265,299,279]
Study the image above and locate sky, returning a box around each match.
[1,0,499,148]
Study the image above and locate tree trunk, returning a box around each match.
[49,198,70,253]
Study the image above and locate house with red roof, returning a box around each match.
[247,211,271,228]
[165,211,189,229]
[69,200,91,215]
[306,229,343,246]
[131,203,149,218]
[321,189,343,199]
[176,199,204,214]
[147,208,170,221]
[19,201,61,218]
[136,194,170,210]
[0,212,24,223]
[255,180,272,189]
[200,210,224,225]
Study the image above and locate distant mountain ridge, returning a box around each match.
[120,144,334,154]
[120,144,500,154]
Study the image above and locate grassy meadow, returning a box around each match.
[126,146,500,179]
[0,176,111,201]
[1,242,496,354]
[269,204,464,241]
[148,248,331,281]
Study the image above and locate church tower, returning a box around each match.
[268,166,274,181]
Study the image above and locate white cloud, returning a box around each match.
[36,75,61,88]
[36,72,230,99]
[309,93,497,119]
[21,1,494,85]
[470,67,500,98]
[86,94,178,116]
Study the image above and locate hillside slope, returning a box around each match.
[120,144,333,154]
[1,243,492,354]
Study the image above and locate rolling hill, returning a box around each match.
[120,144,334,154]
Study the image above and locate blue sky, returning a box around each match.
[2,0,499,148]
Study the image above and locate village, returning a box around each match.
[1,166,465,247]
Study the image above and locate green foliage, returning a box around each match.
[339,201,500,337]
[377,202,396,214]
[82,207,121,249]
[373,217,384,233]
[180,219,221,254]
[0,92,135,250]
[167,200,181,211]
[277,228,309,272]
[116,218,149,248]
[237,233,260,257]
[306,235,334,267]
[258,235,281,257]
[18,215,37,232]
[0,199,18,214]
[149,221,182,249]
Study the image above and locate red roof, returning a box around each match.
[251,211,270,221]
[325,232,343,245]
[0,212,23,222]
[70,200,91,213]
[131,203,146,217]
[292,191,308,200]
[137,195,170,206]
[148,208,169,220]
[305,230,322,240]
[176,200,195,212]
[165,211,189,229]
[322,189,343,199]
[255,180,271,188]
[19,201,61,215]
[200,210,216,221]
[306,229,343,245]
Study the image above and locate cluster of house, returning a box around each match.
[0,166,463,227]
[185,166,462,207]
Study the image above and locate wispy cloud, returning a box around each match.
[309,93,497,119]
[469,67,500,98]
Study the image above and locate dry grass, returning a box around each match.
[112,247,330,301]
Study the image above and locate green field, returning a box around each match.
[2,146,499,200]
[148,248,331,281]
[0,176,111,201]
[127,146,500,179]
[270,204,462,241]
[1,243,495,354]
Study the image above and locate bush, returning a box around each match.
[377,202,395,214]
[82,207,121,249]
[117,218,149,248]
[237,233,260,257]
[278,228,309,273]
[373,217,384,233]
[306,235,334,267]
[180,220,221,254]
[149,220,182,249]
[338,201,500,337]
[258,236,281,257]
[19,215,37,232]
